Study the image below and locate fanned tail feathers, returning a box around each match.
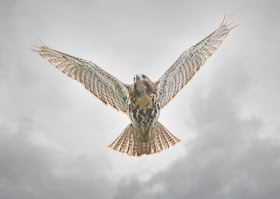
[108,122,180,157]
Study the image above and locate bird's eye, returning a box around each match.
[142,75,146,79]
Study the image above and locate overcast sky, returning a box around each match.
[1,0,280,198]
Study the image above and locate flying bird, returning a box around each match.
[32,15,237,157]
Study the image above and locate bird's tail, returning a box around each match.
[108,122,181,157]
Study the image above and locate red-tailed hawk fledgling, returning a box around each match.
[32,15,237,157]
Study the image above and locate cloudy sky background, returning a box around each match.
[1,0,280,198]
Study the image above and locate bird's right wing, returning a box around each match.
[32,44,129,113]
[155,15,237,109]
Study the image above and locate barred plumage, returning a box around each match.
[108,123,180,156]
[31,44,129,113]
[155,15,237,108]
[32,15,236,157]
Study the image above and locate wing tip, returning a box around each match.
[30,41,48,52]
[220,13,239,30]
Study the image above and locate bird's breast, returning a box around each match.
[133,93,157,108]
[128,92,160,134]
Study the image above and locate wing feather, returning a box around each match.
[32,44,129,113]
[156,15,237,108]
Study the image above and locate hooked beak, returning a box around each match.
[135,74,143,81]
[134,74,144,83]
[134,75,146,93]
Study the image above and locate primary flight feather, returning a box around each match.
[32,15,237,157]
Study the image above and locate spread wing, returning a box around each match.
[32,44,129,113]
[155,15,237,109]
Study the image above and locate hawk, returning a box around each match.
[32,15,237,157]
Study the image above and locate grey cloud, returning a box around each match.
[113,82,280,199]
[0,0,280,199]
[0,121,114,199]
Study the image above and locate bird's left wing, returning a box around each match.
[155,15,237,109]
[32,44,129,113]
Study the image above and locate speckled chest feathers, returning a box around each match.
[128,75,160,142]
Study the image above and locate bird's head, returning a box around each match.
[132,74,156,94]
